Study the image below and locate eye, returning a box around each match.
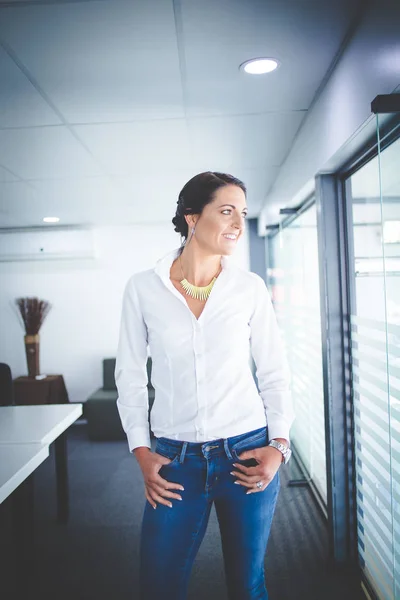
[221,209,248,218]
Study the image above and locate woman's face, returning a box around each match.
[193,185,248,255]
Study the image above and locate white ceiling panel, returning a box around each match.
[0,176,123,227]
[0,173,183,227]
[74,119,194,175]
[0,0,184,124]
[111,170,202,223]
[0,164,18,182]
[28,176,119,206]
[0,126,103,179]
[188,112,304,170]
[0,46,61,128]
[0,0,361,229]
[0,180,37,206]
[0,180,39,227]
[0,1,93,3]
[180,0,361,116]
[232,167,280,215]
[0,210,29,228]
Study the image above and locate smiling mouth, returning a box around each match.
[222,234,238,241]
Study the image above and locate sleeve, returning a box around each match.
[115,275,151,453]
[249,275,295,444]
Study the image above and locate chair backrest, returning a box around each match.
[0,363,15,406]
[103,357,153,390]
[146,356,153,390]
[103,358,117,390]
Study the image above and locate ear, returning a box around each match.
[185,215,197,229]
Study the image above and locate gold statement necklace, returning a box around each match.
[179,255,220,301]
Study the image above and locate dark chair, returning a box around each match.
[85,357,155,441]
[0,363,14,407]
[0,363,15,406]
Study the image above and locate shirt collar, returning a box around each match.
[154,247,231,284]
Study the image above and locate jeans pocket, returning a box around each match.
[159,454,180,467]
[155,442,181,466]
[231,447,259,465]
[231,431,267,463]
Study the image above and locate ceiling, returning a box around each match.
[0,0,362,229]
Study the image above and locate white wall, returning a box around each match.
[260,0,400,233]
[0,223,249,404]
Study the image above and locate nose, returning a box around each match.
[232,219,241,231]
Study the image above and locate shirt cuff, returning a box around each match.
[266,417,292,446]
[126,427,151,454]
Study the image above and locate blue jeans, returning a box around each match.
[139,425,281,600]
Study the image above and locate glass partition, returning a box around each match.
[348,116,400,600]
[379,122,400,600]
[267,204,327,504]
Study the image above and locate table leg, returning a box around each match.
[55,431,69,523]
[12,474,36,596]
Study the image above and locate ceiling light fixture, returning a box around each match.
[239,57,279,75]
[43,217,60,223]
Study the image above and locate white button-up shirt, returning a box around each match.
[115,247,295,453]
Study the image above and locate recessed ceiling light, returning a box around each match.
[239,58,279,75]
[43,217,60,223]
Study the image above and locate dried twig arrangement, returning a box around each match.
[15,297,52,335]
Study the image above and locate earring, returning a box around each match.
[191,227,195,235]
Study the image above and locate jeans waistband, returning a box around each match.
[156,425,268,458]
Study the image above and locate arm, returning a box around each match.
[249,275,295,445]
[115,275,151,454]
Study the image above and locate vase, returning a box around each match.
[24,334,40,378]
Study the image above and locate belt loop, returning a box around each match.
[224,438,233,460]
[179,442,188,464]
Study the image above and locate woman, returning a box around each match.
[115,172,295,600]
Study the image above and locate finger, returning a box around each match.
[147,487,174,508]
[233,478,269,492]
[230,467,264,482]
[233,463,260,475]
[145,488,157,509]
[231,469,274,487]
[236,453,259,463]
[233,479,256,489]
[231,469,263,482]
[150,481,183,501]
[154,471,185,493]
[246,482,269,494]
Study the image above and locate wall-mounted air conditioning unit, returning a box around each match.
[0,227,97,262]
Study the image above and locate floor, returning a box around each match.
[0,420,366,600]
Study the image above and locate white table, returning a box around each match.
[0,404,82,596]
[0,443,49,504]
[0,403,82,521]
[0,404,82,445]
